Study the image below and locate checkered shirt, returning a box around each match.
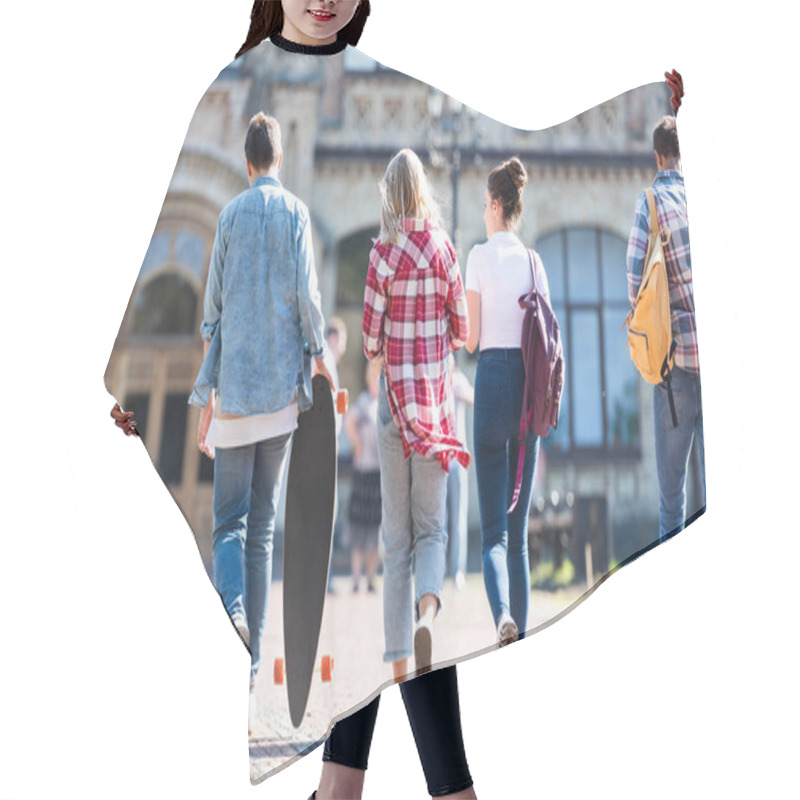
[362,218,471,471]
[626,170,700,375]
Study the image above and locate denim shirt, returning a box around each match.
[189,175,326,414]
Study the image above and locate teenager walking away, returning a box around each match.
[191,111,334,688]
[465,157,549,646]
[626,113,704,543]
[344,360,382,594]
[363,148,471,682]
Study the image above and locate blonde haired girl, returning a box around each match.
[364,148,470,682]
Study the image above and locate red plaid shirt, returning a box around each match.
[363,219,471,471]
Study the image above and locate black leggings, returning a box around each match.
[323,665,473,797]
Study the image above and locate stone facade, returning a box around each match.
[105,43,703,575]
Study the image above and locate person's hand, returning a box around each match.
[197,400,215,460]
[313,355,336,392]
[110,403,139,436]
[665,69,683,114]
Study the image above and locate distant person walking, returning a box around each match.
[465,157,548,646]
[325,316,348,594]
[363,148,470,680]
[344,360,382,594]
[626,115,704,543]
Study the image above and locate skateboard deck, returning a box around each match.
[282,373,338,727]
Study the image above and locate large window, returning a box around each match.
[132,227,208,338]
[536,227,640,458]
[132,273,198,336]
[125,225,211,490]
[158,393,189,485]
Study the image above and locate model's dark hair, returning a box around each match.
[487,157,528,227]
[236,1,372,59]
[653,115,680,159]
[245,112,282,170]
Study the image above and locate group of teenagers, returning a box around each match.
[110,2,694,797]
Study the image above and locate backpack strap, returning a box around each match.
[508,250,539,514]
[508,408,531,514]
[646,187,659,234]
[646,187,671,247]
[660,340,679,428]
[648,189,680,429]
[527,248,538,293]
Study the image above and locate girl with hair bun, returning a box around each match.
[465,156,550,647]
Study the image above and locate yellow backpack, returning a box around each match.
[624,188,678,426]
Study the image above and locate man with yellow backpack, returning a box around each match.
[626,113,705,544]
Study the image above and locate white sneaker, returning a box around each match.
[496,613,518,647]
[231,613,250,650]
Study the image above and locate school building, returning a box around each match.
[105,44,704,580]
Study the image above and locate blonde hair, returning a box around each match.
[379,149,442,245]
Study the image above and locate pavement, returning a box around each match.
[247,573,586,783]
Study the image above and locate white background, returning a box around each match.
[1,1,797,798]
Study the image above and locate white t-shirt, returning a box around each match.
[207,401,298,450]
[465,231,550,351]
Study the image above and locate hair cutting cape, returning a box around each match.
[105,36,704,784]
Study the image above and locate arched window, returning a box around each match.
[336,227,379,309]
[131,226,208,337]
[332,226,380,397]
[131,272,198,337]
[535,227,640,457]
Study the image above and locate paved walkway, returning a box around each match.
[248,574,586,783]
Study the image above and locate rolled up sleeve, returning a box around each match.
[362,247,387,361]
[446,255,469,350]
[626,192,649,307]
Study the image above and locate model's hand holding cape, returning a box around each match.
[105,32,703,784]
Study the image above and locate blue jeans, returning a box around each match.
[212,433,292,678]
[378,375,448,662]
[473,349,539,637]
[654,367,705,543]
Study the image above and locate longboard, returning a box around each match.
[282,373,346,727]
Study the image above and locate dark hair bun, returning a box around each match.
[503,157,527,191]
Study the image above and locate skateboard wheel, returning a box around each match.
[336,389,349,414]
[321,654,333,682]
[273,657,285,685]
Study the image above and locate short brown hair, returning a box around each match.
[244,112,282,171]
[487,157,528,227]
[236,0,372,59]
[653,115,680,159]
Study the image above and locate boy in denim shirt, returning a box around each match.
[189,112,333,687]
